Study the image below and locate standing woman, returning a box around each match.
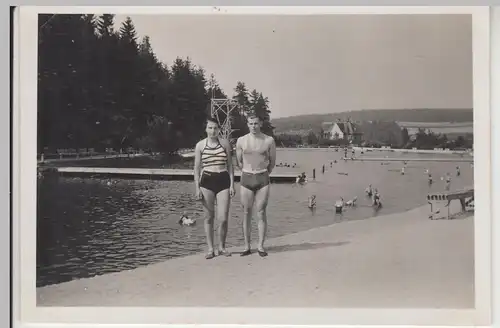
[194,117,235,259]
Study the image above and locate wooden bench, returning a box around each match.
[427,188,474,220]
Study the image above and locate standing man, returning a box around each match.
[236,113,276,257]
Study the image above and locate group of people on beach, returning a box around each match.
[191,113,277,260]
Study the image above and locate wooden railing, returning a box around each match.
[427,188,474,220]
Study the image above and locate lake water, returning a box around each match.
[37,149,473,287]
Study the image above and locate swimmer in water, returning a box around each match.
[194,116,235,259]
[372,189,382,208]
[296,172,307,184]
[345,196,357,207]
[235,113,277,257]
[335,198,344,213]
[445,173,451,191]
[183,215,196,226]
[178,212,196,226]
[366,184,373,197]
[308,195,317,209]
[456,166,461,176]
[428,172,433,184]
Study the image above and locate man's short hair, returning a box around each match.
[246,111,263,122]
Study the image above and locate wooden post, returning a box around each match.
[459,198,466,212]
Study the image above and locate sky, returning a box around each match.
[114,14,472,119]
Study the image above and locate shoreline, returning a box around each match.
[37,203,424,288]
[37,202,474,308]
[276,146,472,155]
[41,147,472,163]
[39,205,422,289]
[39,167,297,182]
[342,157,473,162]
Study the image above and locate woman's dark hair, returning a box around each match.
[206,116,220,127]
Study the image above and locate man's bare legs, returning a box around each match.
[239,184,270,256]
[254,184,270,254]
[240,186,255,255]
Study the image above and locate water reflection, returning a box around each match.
[37,150,473,287]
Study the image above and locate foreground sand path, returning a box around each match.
[37,204,474,308]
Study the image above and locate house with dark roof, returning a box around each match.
[322,119,363,144]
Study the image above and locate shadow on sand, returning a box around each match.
[266,241,350,254]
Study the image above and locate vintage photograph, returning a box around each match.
[34,11,477,310]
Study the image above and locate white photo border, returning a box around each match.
[13,5,492,327]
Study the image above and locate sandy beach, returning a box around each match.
[37,202,474,308]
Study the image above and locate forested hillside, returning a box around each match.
[272,108,473,132]
[38,14,274,154]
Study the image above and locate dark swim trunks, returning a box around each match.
[199,170,230,195]
[241,171,270,192]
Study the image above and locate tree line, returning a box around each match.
[403,128,473,150]
[37,14,274,155]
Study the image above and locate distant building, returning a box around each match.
[322,119,363,144]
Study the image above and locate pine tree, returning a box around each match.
[96,14,115,37]
[231,81,251,138]
[249,90,274,136]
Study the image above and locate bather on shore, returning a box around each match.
[193,117,235,259]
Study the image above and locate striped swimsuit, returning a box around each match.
[201,139,228,170]
[199,139,230,194]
